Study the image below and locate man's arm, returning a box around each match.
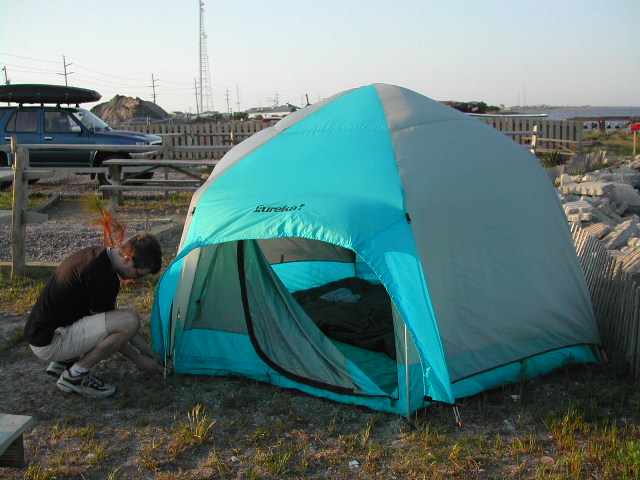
[119,338,163,374]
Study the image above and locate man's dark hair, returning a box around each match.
[120,233,162,274]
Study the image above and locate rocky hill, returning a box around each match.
[90,95,169,125]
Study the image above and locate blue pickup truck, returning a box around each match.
[0,84,162,186]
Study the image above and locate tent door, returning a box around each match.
[238,240,390,396]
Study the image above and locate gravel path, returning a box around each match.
[1,172,187,263]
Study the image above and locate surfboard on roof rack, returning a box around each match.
[0,84,101,104]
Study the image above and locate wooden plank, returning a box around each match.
[102,159,218,167]
[0,413,34,467]
[0,212,48,226]
[121,179,201,184]
[23,170,54,181]
[99,185,198,192]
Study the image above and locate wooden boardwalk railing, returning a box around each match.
[572,224,640,377]
[474,115,584,155]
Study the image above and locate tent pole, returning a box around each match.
[404,323,410,419]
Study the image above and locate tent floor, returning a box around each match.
[330,339,397,395]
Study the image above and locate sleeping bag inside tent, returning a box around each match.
[150,83,600,415]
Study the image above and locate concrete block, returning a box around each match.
[610,183,640,214]
[560,181,614,197]
[563,200,593,212]
[566,213,593,223]
[560,174,577,186]
[601,218,639,250]
[582,222,611,239]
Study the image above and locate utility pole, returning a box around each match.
[225,87,231,114]
[150,74,158,103]
[236,85,240,113]
[2,66,9,85]
[60,55,73,86]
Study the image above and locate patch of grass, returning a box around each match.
[583,130,636,156]
[0,274,46,315]
[2,327,24,350]
[204,449,232,476]
[174,404,216,448]
[0,191,51,210]
[254,441,294,477]
[122,192,192,212]
[117,275,158,315]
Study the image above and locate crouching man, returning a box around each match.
[24,233,164,398]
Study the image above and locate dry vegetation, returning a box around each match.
[1,145,640,478]
[2,242,640,479]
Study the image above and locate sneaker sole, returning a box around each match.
[56,381,116,398]
[46,368,64,378]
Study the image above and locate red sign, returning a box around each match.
[632,124,640,131]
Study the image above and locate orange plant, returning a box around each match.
[81,193,128,247]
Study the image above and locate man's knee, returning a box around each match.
[105,309,141,337]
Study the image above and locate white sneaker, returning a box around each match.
[46,362,66,378]
[56,370,116,398]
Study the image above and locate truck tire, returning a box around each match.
[0,153,11,190]
[96,155,155,186]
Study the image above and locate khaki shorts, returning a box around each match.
[30,312,109,363]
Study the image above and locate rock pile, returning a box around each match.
[90,95,169,125]
[558,155,640,277]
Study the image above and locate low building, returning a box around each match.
[246,104,298,121]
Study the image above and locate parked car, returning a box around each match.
[0,84,162,186]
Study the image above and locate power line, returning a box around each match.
[0,51,60,63]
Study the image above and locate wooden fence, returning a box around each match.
[572,224,640,377]
[120,122,268,159]
[475,116,584,155]
[122,117,585,158]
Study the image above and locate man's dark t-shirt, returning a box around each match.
[24,247,120,347]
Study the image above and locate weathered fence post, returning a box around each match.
[529,124,538,154]
[10,136,28,278]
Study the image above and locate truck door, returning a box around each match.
[39,109,90,165]
[2,110,41,164]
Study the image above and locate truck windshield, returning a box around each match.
[72,108,110,131]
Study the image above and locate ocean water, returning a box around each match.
[515,106,640,121]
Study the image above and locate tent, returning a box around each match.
[150,84,600,415]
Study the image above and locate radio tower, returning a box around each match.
[199,0,214,113]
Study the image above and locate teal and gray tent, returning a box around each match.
[150,84,600,415]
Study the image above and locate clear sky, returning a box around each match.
[1,0,639,113]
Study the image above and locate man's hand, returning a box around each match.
[119,340,164,376]
[136,354,164,375]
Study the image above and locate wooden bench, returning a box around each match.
[0,413,35,467]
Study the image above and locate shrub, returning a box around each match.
[540,150,566,168]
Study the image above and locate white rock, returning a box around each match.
[610,184,640,213]
[561,181,614,197]
[602,218,639,250]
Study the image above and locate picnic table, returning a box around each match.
[99,158,219,210]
